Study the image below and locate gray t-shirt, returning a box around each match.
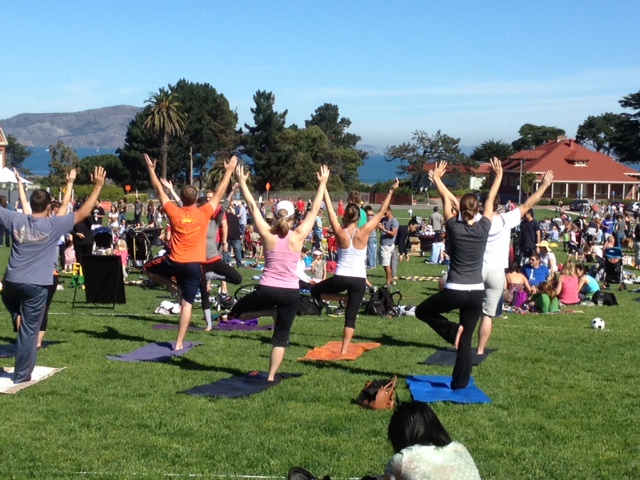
[430,211,444,231]
[0,209,75,286]
[205,207,225,260]
[381,217,399,246]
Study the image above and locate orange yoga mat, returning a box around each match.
[298,341,382,362]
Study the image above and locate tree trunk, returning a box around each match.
[161,131,169,179]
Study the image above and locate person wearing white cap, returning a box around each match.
[229,165,330,381]
[536,240,557,274]
[311,178,399,354]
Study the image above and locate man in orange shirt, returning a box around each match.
[143,153,237,350]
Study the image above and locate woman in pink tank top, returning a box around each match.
[311,179,399,354]
[229,164,330,381]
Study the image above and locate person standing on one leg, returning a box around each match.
[142,154,236,351]
[229,164,330,381]
[378,207,399,286]
[415,159,502,390]
[1,167,106,384]
[311,179,399,354]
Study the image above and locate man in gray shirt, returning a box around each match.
[430,206,444,232]
[0,167,106,383]
[378,207,399,286]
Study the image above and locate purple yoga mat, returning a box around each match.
[106,341,201,362]
[152,324,206,331]
[212,321,274,331]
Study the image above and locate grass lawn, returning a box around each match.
[1,219,639,479]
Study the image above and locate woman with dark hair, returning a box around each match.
[415,159,502,390]
[229,164,330,381]
[310,180,398,354]
[385,401,480,480]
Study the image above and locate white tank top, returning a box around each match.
[335,227,367,278]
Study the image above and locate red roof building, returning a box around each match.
[501,137,640,201]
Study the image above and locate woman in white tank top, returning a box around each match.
[311,179,399,354]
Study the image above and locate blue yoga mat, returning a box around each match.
[182,371,302,398]
[406,375,491,404]
[106,341,201,362]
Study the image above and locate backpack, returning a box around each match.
[365,286,402,317]
[297,295,323,315]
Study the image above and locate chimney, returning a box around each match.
[569,139,574,149]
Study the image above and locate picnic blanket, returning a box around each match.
[0,341,58,358]
[406,374,491,404]
[106,341,201,362]
[423,348,496,366]
[298,341,381,362]
[0,366,65,394]
[182,371,302,398]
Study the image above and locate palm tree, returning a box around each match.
[143,88,187,179]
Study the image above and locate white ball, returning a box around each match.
[591,318,605,330]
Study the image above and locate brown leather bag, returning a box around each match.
[355,376,397,410]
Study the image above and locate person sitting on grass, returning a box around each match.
[521,254,550,290]
[504,261,532,308]
[385,401,481,480]
[529,277,560,313]
[228,164,330,381]
[576,263,600,302]
[311,178,399,354]
[555,259,581,306]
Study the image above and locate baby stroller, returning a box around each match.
[603,247,625,290]
[93,227,114,254]
[125,228,154,269]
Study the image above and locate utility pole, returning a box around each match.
[189,147,193,185]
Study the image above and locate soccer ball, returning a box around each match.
[591,318,605,330]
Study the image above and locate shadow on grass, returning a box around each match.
[356,332,442,350]
[171,356,246,377]
[297,359,408,380]
[74,326,154,343]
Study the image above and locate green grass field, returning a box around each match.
[1,210,639,479]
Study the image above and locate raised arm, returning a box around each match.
[74,167,107,224]
[143,154,171,207]
[323,187,342,234]
[235,165,271,238]
[519,170,554,216]
[15,168,31,215]
[160,178,181,204]
[363,179,399,235]
[429,162,456,221]
[209,156,237,211]
[294,165,330,239]
[58,169,77,215]
[483,157,503,220]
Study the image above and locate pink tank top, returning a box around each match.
[559,275,580,305]
[260,232,300,289]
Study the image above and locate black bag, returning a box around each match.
[365,286,402,317]
[288,467,330,480]
[297,295,323,315]
[591,291,618,306]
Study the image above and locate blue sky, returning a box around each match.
[2,1,639,149]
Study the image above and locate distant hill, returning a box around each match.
[0,105,142,149]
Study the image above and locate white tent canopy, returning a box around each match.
[0,167,32,185]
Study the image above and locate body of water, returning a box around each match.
[21,147,400,185]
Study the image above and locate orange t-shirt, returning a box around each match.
[163,201,214,263]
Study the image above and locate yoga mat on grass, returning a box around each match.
[152,324,206,332]
[213,319,274,331]
[182,371,302,398]
[106,341,201,362]
[423,348,496,366]
[0,366,65,394]
[298,341,381,362]
[407,375,491,404]
[0,341,58,358]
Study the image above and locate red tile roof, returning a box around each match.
[503,139,640,183]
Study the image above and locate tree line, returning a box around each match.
[4,83,640,194]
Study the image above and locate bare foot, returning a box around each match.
[174,343,183,351]
[454,325,464,349]
[204,327,212,332]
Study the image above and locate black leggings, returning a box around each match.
[310,275,366,329]
[415,288,484,390]
[199,259,243,310]
[229,285,300,347]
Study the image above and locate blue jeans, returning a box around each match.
[367,236,377,268]
[229,238,244,267]
[2,282,49,383]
